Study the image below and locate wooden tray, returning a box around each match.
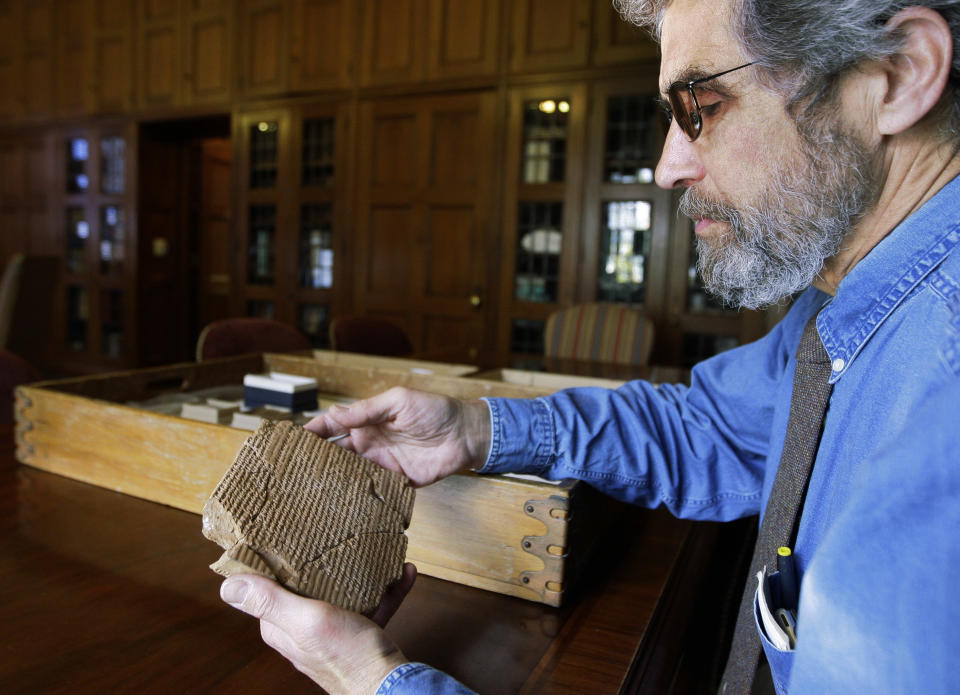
[15,353,621,606]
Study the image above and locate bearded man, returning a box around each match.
[217,1,960,693]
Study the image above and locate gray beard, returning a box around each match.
[679,123,879,309]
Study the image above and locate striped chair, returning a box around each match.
[543,303,654,366]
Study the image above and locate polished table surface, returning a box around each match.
[0,427,728,694]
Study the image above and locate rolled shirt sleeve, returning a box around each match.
[376,663,478,695]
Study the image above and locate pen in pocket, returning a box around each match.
[778,546,798,610]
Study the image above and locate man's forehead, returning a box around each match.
[658,0,740,92]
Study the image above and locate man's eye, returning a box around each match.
[699,102,722,117]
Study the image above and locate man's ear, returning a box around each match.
[876,7,954,135]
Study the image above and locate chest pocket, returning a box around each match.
[941,290,960,375]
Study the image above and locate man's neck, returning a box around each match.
[814,136,960,296]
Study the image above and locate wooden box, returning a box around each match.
[15,353,622,606]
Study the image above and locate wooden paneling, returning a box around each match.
[593,0,659,66]
[137,0,182,108]
[89,0,134,114]
[0,134,53,265]
[359,0,425,86]
[426,0,499,80]
[55,0,91,118]
[0,0,22,121]
[21,0,55,121]
[290,0,355,91]
[184,3,234,105]
[356,92,496,357]
[239,0,289,98]
[509,0,590,74]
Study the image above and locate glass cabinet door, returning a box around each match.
[502,85,586,362]
[249,120,279,188]
[247,204,276,285]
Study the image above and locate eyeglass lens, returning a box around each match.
[668,86,699,140]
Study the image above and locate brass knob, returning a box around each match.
[470,294,482,308]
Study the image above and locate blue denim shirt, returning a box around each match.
[377,175,960,695]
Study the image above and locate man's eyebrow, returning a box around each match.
[658,66,741,99]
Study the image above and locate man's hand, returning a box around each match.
[305,387,491,487]
[220,563,417,695]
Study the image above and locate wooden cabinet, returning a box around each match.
[56,0,92,118]
[426,0,500,80]
[136,0,235,109]
[0,1,23,122]
[55,122,138,372]
[593,0,659,66]
[22,0,56,121]
[137,0,183,108]
[359,0,425,86]
[290,0,356,92]
[497,84,588,364]
[239,0,289,98]
[355,92,497,358]
[90,0,135,114]
[183,0,235,105]
[360,0,500,86]
[234,102,351,347]
[508,0,590,74]
[497,76,772,367]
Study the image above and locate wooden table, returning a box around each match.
[0,428,744,694]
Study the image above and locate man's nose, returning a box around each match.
[655,121,706,189]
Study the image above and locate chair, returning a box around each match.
[195,318,312,360]
[0,253,59,371]
[328,316,414,357]
[544,303,654,366]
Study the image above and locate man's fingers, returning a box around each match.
[370,563,417,628]
[221,574,334,636]
[328,389,409,430]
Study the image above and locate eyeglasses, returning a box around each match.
[665,61,756,141]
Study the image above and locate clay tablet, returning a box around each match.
[202,419,415,615]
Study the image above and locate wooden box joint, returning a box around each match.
[520,494,571,604]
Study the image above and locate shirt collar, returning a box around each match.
[818,174,960,384]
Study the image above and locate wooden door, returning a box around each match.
[509,0,590,74]
[355,92,497,358]
[196,137,234,338]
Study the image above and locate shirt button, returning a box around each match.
[832,358,845,372]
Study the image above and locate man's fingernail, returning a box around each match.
[220,578,249,605]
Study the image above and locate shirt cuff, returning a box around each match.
[376,662,478,695]
[477,397,556,476]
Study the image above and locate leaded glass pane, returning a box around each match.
[597,200,652,304]
[515,202,562,303]
[521,98,570,183]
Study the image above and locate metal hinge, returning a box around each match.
[519,493,571,605]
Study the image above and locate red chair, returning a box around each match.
[328,316,413,357]
[195,318,312,360]
[544,303,655,366]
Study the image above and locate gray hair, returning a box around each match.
[615,0,960,141]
